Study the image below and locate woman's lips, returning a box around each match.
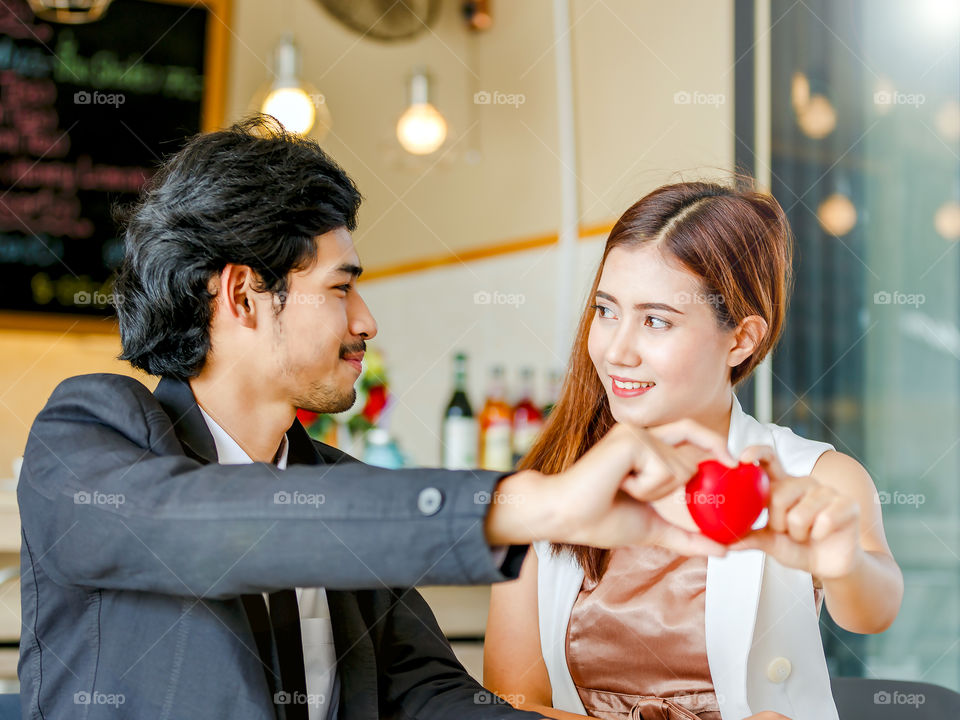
[610,375,655,398]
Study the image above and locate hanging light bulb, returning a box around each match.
[934,177,960,241]
[27,0,112,23]
[934,101,960,141]
[396,69,448,155]
[792,71,836,139]
[791,72,810,112]
[818,192,857,236]
[260,34,330,137]
[934,201,960,240]
[798,94,837,139]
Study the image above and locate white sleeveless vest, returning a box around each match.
[534,395,840,720]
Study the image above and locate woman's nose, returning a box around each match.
[605,325,640,367]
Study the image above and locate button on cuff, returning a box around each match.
[417,487,444,516]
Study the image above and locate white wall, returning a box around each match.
[357,234,605,466]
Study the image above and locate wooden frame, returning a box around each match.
[0,0,232,334]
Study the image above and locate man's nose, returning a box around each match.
[350,291,378,340]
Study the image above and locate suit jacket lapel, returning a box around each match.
[326,591,378,720]
[287,422,378,719]
[154,377,377,719]
[153,376,219,465]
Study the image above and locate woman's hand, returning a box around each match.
[486,420,736,556]
[732,446,862,579]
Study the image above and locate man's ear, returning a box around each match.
[728,315,768,369]
[215,264,258,329]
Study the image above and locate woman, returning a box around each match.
[484,181,903,720]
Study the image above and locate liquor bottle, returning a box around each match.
[542,368,564,416]
[512,367,544,465]
[442,352,477,469]
[479,365,514,471]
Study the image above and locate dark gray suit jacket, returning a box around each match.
[18,373,543,720]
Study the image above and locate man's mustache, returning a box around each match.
[339,341,367,358]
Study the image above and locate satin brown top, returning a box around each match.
[566,546,824,720]
[566,546,720,720]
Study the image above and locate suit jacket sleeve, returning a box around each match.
[376,588,547,720]
[18,373,524,598]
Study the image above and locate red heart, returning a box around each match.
[685,460,770,544]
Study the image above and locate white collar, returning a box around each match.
[197,407,289,469]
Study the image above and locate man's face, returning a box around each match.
[266,227,377,414]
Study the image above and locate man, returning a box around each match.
[18,116,733,720]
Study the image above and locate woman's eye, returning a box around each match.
[591,304,615,319]
[645,315,670,329]
[334,284,351,293]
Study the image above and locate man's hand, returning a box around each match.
[731,446,862,579]
[484,420,735,557]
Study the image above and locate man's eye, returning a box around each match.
[334,284,351,293]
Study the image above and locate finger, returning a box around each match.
[622,454,681,501]
[731,528,807,570]
[663,449,698,485]
[767,480,807,533]
[810,497,859,541]
[640,432,699,482]
[785,487,835,543]
[740,445,788,483]
[739,444,776,466]
[575,424,637,489]
[650,419,736,466]
[643,515,728,557]
[729,527,777,553]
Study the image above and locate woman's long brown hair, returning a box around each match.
[518,180,793,582]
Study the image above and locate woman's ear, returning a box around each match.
[728,315,768,369]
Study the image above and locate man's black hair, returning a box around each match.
[114,114,362,379]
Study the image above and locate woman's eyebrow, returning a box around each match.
[595,290,684,315]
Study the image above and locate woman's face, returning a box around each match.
[587,243,740,429]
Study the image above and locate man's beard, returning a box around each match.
[294,383,356,415]
[290,339,366,414]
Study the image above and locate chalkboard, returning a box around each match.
[0,0,228,322]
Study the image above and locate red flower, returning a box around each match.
[296,408,319,427]
[362,385,388,423]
